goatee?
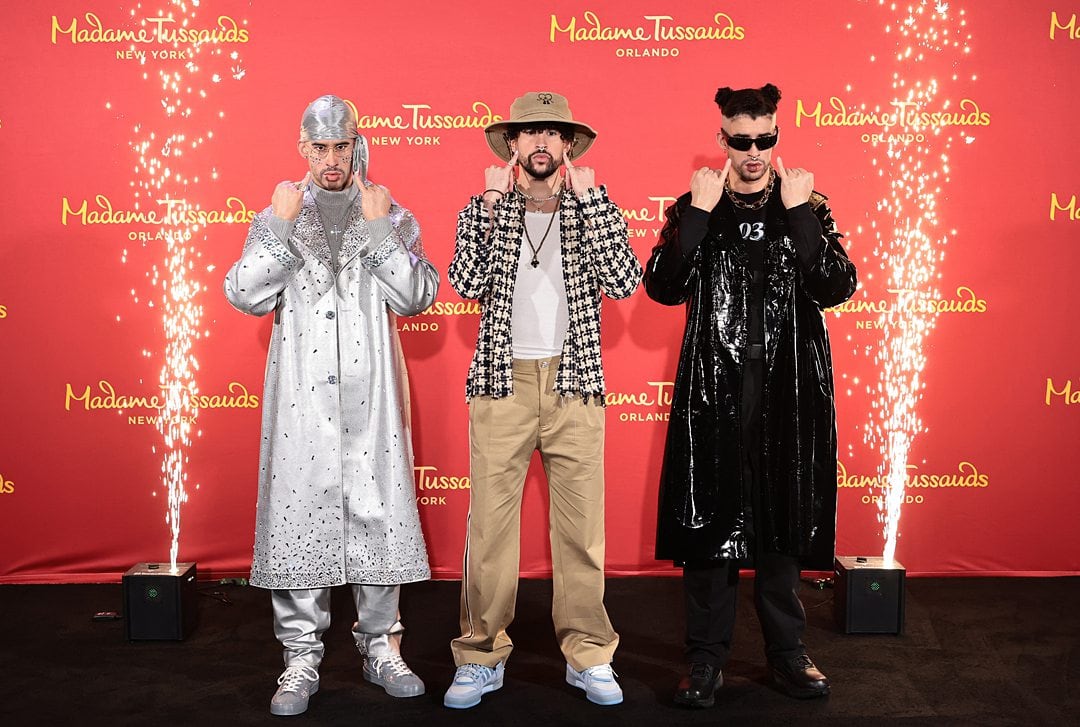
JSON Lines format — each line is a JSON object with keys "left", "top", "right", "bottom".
{"left": 521, "top": 155, "right": 560, "bottom": 180}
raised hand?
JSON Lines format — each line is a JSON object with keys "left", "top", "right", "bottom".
{"left": 271, "top": 172, "right": 311, "bottom": 220}
{"left": 689, "top": 158, "right": 730, "bottom": 212}
{"left": 563, "top": 152, "right": 596, "bottom": 197}
{"left": 775, "top": 156, "right": 814, "bottom": 209}
{"left": 484, "top": 151, "right": 519, "bottom": 197}
{"left": 357, "top": 175, "right": 391, "bottom": 220}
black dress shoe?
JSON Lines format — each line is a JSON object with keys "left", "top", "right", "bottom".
{"left": 674, "top": 662, "right": 723, "bottom": 708}
{"left": 770, "top": 654, "right": 830, "bottom": 698}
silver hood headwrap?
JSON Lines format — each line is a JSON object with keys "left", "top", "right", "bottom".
{"left": 299, "top": 94, "right": 369, "bottom": 182}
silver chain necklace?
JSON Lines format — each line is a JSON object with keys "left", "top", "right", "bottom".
{"left": 519, "top": 182, "right": 563, "bottom": 212}
{"left": 522, "top": 191, "right": 558, "bottom": 210}
{"left": 316, "top": 195, "right": 356, "bottom": 236}
{"left": 324, "top": 203, "right": 354, "bottom": 235}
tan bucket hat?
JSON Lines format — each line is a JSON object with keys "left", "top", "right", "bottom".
{"left": 484, "top": 91, "right": 597, "bottom": 162}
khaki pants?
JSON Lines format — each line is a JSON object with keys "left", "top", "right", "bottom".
{"left": 451, "top": 357, "right": 619, "bottom": 672}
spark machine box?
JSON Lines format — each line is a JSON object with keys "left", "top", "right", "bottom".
{"left": 834, "top": 556, "right": 905, "bottom": 635}
{"left": 123, "top": 562, "right": 198, "bottom": 640}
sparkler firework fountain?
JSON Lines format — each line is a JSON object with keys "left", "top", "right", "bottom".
{"left": 120, "top": 1, "right": 247, "bottom": 570}
{"left": 863, "top": 1, "right": 972, "bottom": 564}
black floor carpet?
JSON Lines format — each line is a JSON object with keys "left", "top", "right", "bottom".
{"left": 1, "top": 577, "right": 1076, "bottom": 726}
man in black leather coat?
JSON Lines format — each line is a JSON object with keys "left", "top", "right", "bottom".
{"left": 645, "top": 83, "right": 857, "bottom": 707}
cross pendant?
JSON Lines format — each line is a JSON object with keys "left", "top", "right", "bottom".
{"left": 530, "top": 259, "right": 540, "bottom": 268}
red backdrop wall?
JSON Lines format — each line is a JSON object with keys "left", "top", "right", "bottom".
{"left": 2, "top": 1, "right": 1078, "bottom": 582}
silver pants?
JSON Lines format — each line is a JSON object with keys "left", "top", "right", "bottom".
{"left": 271, "top": 585, "right": 404, "bottom": 668}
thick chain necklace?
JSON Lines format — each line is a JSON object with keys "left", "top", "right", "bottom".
{"left": 522, "top": 193, "right": 562, "bottom": 268}
{"left": 725, "top": 168, "right": 775, "bottom": 211}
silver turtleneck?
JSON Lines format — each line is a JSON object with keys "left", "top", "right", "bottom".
{"left": 312, "top": 183, "right": 359, "bottom": 271}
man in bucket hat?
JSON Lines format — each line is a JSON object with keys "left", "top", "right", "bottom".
{"left": 444, "top": 91, "right": 641, "bottom": 709}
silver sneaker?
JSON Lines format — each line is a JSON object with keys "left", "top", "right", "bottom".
{"left": 363, "top": 653, "right": 426, "bottom": 698}
{"left": 270, "top": 665, "right": 320, "bottom": 716}
{"left": 443, "top": 662, "right": 504, "bottom": 709}
{"left": 566, "top": 663, "right": 623, "bottom": 705}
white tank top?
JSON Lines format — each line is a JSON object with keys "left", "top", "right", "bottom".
{"left": 511, "top": 211, "right": 569, "bottom": 359}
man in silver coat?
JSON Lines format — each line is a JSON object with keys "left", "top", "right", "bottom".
{"left": 224, "top": 95, "right": 439, "bottom": 716}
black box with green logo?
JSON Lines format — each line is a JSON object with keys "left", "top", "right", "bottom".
{"left": 122, "top": 562, "right": 197, "bottom": 640}
{"left": 834, "top": 556, "right": 905, "bottom": 634}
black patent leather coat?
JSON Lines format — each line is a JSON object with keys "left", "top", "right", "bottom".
{"left": 645, "top": 190, "right": 857, "bottom": 569}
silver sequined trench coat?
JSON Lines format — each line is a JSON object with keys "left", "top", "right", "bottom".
{"left": 224, "top": 193, "right": 438, "bottom": 589}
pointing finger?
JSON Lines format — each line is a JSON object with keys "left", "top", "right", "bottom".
{"left": 563, "top": 152, "right": 575, "bottom": 168}
{"left": 507, "top": 150, "right": 519, "bottom": 168}
{"left": 775, "top": 156, "right": 787, "bottom": 179}
{"left": 297, "top": 172, "right": 311, "bottom": 190}
{"left": 720, "top": 157, "right": 732, "bottom": 181}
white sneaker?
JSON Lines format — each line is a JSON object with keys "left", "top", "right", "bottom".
{"left": 566, "top": 663, "right": 623, "bottom": 705}
{"left": 443, "top": 662, "right": 504, "bottom": 709}
{"left": 364, "top": 653, "right": 425, "bottom": 698}
{"left": 270, "top": 665, "right": 320, "bottom": 716}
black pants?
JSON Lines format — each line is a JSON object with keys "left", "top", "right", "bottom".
{"left": 681, "top": 356, "right": 807, "bottom": 668}
{"left": 682, "top": 553, "right": 807, "bottom": 668}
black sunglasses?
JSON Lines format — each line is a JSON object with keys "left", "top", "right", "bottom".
{"left": 719, "top": 127, "right": 780, "bottom": 152}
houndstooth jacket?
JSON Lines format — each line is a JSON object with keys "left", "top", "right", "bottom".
{"left": 449, "top": 186, "right": 641, "bottom": 402}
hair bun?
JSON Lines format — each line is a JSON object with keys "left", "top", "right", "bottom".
{"left": 714, "top": 87, "right": 734, "bottom": 109}
{"left": 760, "top": 83, "right": 781, "bottom": 105}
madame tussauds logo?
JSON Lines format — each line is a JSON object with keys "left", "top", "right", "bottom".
{"left": 400, "top": 299, "right": 482, "bottom": 331}
{"left": 622, "top": 195, "right": 678, "bottom": 238}
{"left": 51, "top": 13, "right": 249, "bottom": 45}
{"left": 414, "top": 465, "right": 469, "bottom": 506}
{"left": 354, "top": 101, "right": 501, "bottom": 131}
{"left": 399, "top": 299, "right": 482, "bottom": 333}
{"left": 65, "top": 381, "right": 260, "bottom": 414}
{"left": 351, "top": 100, "right": 502, "bottom": 147}
{"left": 549, "top": 10, "right": 745, "bottom": 57}
{"left": 795, "top": 96, "right": 991, "bottom": 138}
{"left": 837, "top": 460, "right": 989, "bottom": 505}
{"left": 60, "top": 196, "right": 256, "bottom": 227}
{"left": 828, "top": 286, "right": 989, "bottom": 328}
{"left": 606, "top": 381, "right": 674, "bottom": 422}
{"left": 550, "top": 11, "right": 745, "bottom": 42}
